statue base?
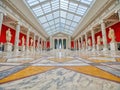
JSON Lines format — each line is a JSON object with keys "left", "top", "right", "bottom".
{"left": 30, "top": 46, "right": 34, "bottom": 52}
{"left": 110, "top": 42, "right": 117, "bottom": 51}
{"left": 97, "top": 45, "right": 101, "bottom": 51}
{"left": 4, "top": 42, "right": 12, "bottom": 52}
{"left": 21, "top": 45, "right": 25, "bottom": 51}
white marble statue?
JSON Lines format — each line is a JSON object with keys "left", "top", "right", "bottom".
{"left": 22, "top": 36, "right": 25, "bottom": 46}
{"left": 30, "top": 38, "right": 33, "bottom": 46}
{"left": 97, "top": 36, "right": 101, "bottom": 45}
{"left": 6, "top": 28, "right": 12, "bottom": 42}
{"left": 88, "top": 38, "right": 91, "bottom": 46}
{"left": 108, "top": 28, "right": 116, "bottom": 43}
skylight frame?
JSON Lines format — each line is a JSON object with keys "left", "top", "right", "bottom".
{"left": 25, "top": 0, "right": 95, "bottom": 36}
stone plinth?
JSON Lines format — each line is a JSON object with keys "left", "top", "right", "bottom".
{"left": 4, "top": 42, "right": 12, "bottom": 52}
{"left": 110, "top": 42, "right": 117, "bottom": 51}
{"left": 97, "top": 45, "right": 101, "bottom": 51}
{"left": 21, "top": 45, "right": 25, "bottom": 51}
{"left": 30, "top": 46, "right": 34, "bottom": 52}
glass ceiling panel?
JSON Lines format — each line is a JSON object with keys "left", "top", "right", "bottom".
{"left": 25, "top": 0, "right": 95, "bottom": 36}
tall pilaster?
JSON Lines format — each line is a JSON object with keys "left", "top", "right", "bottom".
{"left": 0, "top": 12, "right": 4, "bottom": 36}
{"left": 50, "top": 36, "right": 52, "bottom": 50}
{"left": 101, "top": 20, "right": 108, "bottom": 51}
{"left": 26, "top": 29, "right": 30, "bottom": 52}
{"left": 33, "top": 34, "right": 36, "bottom": 52}
{"left": 118, "top": 10, "right": 120, "bottom": 21}
{"left": 91, "top": 29, "right": 96, "bottom": 51}
{"left": 78, "top": 39, "right": 80, "bottom": 50}
{"left": 85, "top": 33, "right": 88, "bottom": 50}
{"left": 81, "top": 36, "right": 83, "bottom": 50}
{"left": 37, "top": 36, "right": 40, "bottom": 51}
{"left": 68, "top": 36, "right": 71, "bottom": 49}
{"left": 14, "top": 22, "right": 20, "bottom": 52}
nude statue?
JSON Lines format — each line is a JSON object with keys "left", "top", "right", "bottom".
{"left": 88, "top": 38, "right": 91, "bottom": 46}
{"left": 22, "top": 36, "right": 25, "bottom": 46}
{"left": 97, "top": 36, "right": 101, "bottom": 45}
{"left": 6, "top": 28, "right": 12, "bottom": 42}
{"left": 30, "top": 38, "right": 33, "bottom": 46}
{"left": 108, "top": 28, "right": 116, "bottom": 43}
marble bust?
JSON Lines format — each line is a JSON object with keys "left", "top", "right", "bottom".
{"left": 108, "top": 28, "right": 116, "bottom": 43}
{"left": 22, "top": 36, "right": 25, "bottom": 46}
{"left": 97, "top": 36, "right": 101, "bottom": 45}
{"left": 6, "top": 28, "right": 12, "bottom": 42}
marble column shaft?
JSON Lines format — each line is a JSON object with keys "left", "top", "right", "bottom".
{"left": 101, "top": 21, "right": 108, "bottom": 50}
{"left": 26, "top": 30, "right": 30, "bottom": 51}
{"left": 33, "top": 35, "right": 36, "bottom": 51}
{"left": 14, "top": 22, "right": 20, "bottom": 52}
{"left": 91, "top": 30, "right": 95, "bottom": 50}
{"left": 85, "top": 34, "right": 88, "bottom": 50}
{"left": 81, "top": 36, "right": 83, "bottom": 49}
{"left": 118, "top": 10, "right": 120, "bottom": 21}
{"left": 0, "top": 12, "right": 4, "bottom": 37}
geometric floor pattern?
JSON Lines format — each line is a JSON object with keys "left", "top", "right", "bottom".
{"left": 0, "top": 50, "right": 120, "bottom": 90}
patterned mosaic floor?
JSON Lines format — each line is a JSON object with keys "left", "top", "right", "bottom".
{"left": 0, "top": 50, "right": 120, "bottom": 90}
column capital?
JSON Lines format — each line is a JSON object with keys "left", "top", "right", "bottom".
{"left": 99, "top": 20, "right": 105, "bottom": 24}
{"left": 15, "top": 21, "right": 21, "bottom": 25}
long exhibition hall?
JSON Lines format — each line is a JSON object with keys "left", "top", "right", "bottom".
{"left": 0, "top": 0, "right": 120, "bottom": 90}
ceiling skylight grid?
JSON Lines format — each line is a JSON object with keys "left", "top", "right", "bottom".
{"left": 25, "top": 0, "right": 94, "bottom": 35}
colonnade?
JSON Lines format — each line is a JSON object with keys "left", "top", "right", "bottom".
{"left": 0, "top": 12, "right": 46, "bottom": 53}
{"left": 74, "top": 10, "right": 120, "bottom": 52}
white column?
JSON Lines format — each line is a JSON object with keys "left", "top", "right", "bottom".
{"left": 101, "top": 20, "right": 108, "bottom": 51}
{"left": 37, "top": 36, "right": 40, "bottom": 51}
{"left": 81, "top": 36, "right": 83, "bottom": 50}
{"left": 0, "top": 12, "right": 4, "bottom": 36}
{"left": 118, "top": 10, "right": 120, "bottom": 21}
{"left": 33, "top": 34, "right": 36, "bottom": 52}
{"left": 50, "top": 36, "right": 52, "bottom": 50}
{"left": 68, "top": 36, "right": 71, "bottom": 49}
{"left": 91, "top": 30, "right": 96, "bottom": 51}
{"left": 57, "top": 39, "right": 59, "bottom": 49}
{"left": 53, "top": 38, "right": 54, "bottom": 49}
{"left": 78, "top": 39, "right": 80, "bottom": 50}
{"left": 85, "top": 33, "right": 88, "bottom": 50}
{"left": 26, "top": 29, "right": 30, "bottom": 52}
{"left": 62, "top": 39, "right": 63, "bottom": 49}
{"left": 14, "top": 22, "right": 20, "bottom": 52}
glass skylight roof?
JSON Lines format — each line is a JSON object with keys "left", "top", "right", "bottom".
{"left": 25, "top": 0, "right": 94, "bottom": 36}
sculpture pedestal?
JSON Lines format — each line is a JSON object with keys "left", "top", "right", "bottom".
{"left": 30, "top": 46, "right": 34, "bottom": 52}
{"left": 4, "top": 42, "right": 12, "bottom": 52}
{"left": 97, "top": 45, "right": 101, "bottom": 51}
{"left": 21, "top": 45, "right": 25, "bottom": 51}
{"left": 110, "top": 42, "right": 117, "bottom": 51}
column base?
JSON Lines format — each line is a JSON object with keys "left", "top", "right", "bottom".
{"left": 21, "top": 45, "right": 25, "bottom": 51}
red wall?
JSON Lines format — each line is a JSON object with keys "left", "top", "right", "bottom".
{"left": 95, "top": 31, "right": 102, "bottom": 45}
{"left": 46, "top": 41, "right": 50, "bottom": 48}
{"left": 0, "top": 24, "right": 16, "bottom": 45}
{"left": 71, "top": 41, "right": 74, "bottom": 48}
{"left": 19, "top": 33, "right": 26, "bottom": 46}
{"left": 0, "top": 24, "right": 27, "bottom": 46}
{"left": 106, "top": 22, "right": 120, "bottom": 43}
